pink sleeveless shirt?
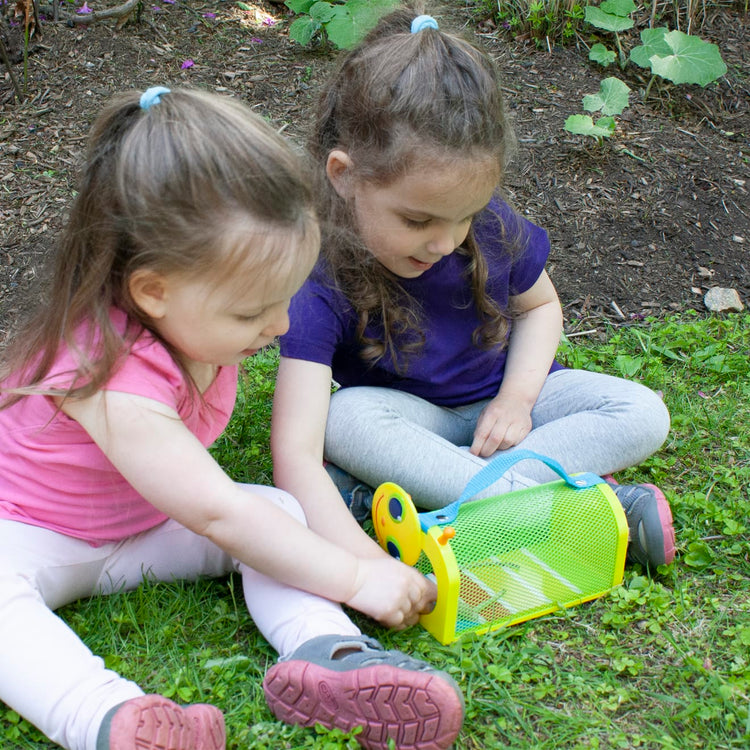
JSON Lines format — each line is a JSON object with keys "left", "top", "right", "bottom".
{"left": 0, "top": 309, "right": 238, "bottom": 545}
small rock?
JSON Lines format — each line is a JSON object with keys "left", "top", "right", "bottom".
{"left": 704, "top": 287, "right": 744, "bottom": 312}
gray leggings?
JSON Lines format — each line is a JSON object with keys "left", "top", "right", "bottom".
{"left": 324, "top": 369, "right": 670, "bottom": 509}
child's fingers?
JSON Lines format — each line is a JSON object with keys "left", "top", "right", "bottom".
{"left": 348, "top": 558, "right": 436, "bottom": 628}
{"left": 419, "top": 596, "right": 437, "bottom": 615}
{"left": 471, "top": 426, "right": 509, "bottom": 457}
{"left": 472, "top": 408, "right": 532, "bottom": 456}
{"left": 495, "top": 422, "right": 531, "bottom": 451}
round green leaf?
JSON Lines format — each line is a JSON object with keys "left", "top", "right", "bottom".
{"left": 630, "top": 27, "right": 670, "bottom": 69}
{"left": 309, "top": 1, "right": 336, "bottom": 23}
{"left": 684, "top": 541, "right": 714, "bottom": 569}
{"left": 600, "top": 0, "right": 636, "bottom": 16}
{"left": 285, "top": 0, "right": 315, "bottom": 13}
{"left": 582, "top": 77, "right": 631, "bottom": 116}
{"left": 585, "top": 6, "right": 634, "bottom": 32}
{"left": 589, "top": 43, "right": 616, "bottom": 67}
{"left": 325, "top": 7, "right": 361, "bottom": 49}
{"left": 649, "top": 31, "right": 728, "bottom": 86}
{"left": 595, "top": 115, "right": 617, "bottom": 132}
{"left": 564, "top": 114, "right": 614, "bottom": 139}
{"left": 324, "top": 0, "right": 399, "bottom": 49}
{"left": 288, "top": 16, "right": 317, "bottom": 46}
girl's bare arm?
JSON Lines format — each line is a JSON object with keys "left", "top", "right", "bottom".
{"left": 271, "top": 356, "right": 389, "bottom": 561}
{"left": 61, "top": 390, "right": 431, "bottom": 628}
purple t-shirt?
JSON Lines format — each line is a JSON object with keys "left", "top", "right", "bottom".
{"left": 280, "top": 198, "right": 560, "bottom": 407}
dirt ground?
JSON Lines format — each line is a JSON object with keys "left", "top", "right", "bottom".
{"left": 1, "top": 1, "right": 748, "bottom": 340}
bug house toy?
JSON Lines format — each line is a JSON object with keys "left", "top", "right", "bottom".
{"left": 372, "top": 450, "right": 628, "bottom": 644}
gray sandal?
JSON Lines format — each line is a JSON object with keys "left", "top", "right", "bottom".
{"left": 263, "top": 634, "right": 464, "bottom": 750}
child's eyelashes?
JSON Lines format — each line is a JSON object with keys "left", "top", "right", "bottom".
{"left": 234, "top": 312, "right": 263, "bottom": 322}
{"left": 401, "top": 214, "right": 477, "bottom": 229}
{"left": 401, "top": 216, "right": 431, "bottom": 229}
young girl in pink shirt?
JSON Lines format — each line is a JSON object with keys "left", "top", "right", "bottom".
{"left": 0, "top": 86, "right": 463, "bottom": 750}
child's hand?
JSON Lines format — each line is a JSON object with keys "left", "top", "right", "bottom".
{"left": 345, "top": 557, "right": 437, "bottom": 630}
{"left": 470, "top": 394, "right": 533, "bottom": 457}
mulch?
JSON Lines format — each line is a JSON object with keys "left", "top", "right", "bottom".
{"left": 1, "top": 1, "right": 748, "bottom": 342}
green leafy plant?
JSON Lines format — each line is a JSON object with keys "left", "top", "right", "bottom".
{"left": 584, "top": 0, "right": 727, "bottom": 91}
{"left": 285, "top": 0, "right": 398, "bottom": 49}
{"left": 585, "top": 0, "right": 635, "bottom": 66}
{"left": 566, "top": 1, "right": 727, "bottom": 142}
{"left": 629, "top": 26, "right": 728, "bottom": 96}
{"left": 581, "top": 74, "right": 631, "bottom": 113}
{"left": 563, "top": 112, "right": 616, "bottom": 140}
{"left": 564, "top": 75, "right": 630, "bottom": 142}
{"left": 527, "top": 1, "right": 556, "bottom": 36}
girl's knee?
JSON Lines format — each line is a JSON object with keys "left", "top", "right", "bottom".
{"left": 328, "top": 387, "right": 382, "bottom": 420}
{"left": 238, "top": 484, "right": 308, "bottom": 526}
{"left": 326, "top": 387, "right": 390, "bottom": 442}
{"left": 633, "top": 382, "right": 670, "bottom": 428}
{"left": 650, "top": 398, "right": 671, "bottom": 450}
{"left": 619, "top": 382, "right": 671, "bottom": 455}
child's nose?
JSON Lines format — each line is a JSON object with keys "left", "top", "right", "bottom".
{"left": 428, "top": 229, "right": 458, "bottom": 257}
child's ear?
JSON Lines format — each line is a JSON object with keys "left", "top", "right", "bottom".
{"left": 326, "top": 149, "right": 355, "bottom": 199}
{"left": 128, "top": 269, "right": 169, "bottom": 320}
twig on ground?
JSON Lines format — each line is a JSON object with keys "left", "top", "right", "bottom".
{"left": 610, "top": 300, "right": 626, "bottom": 320}
{"left": 63, "top": 0, "right": 140, "bottom": 26}
{"left": 565, "top": 329, "right": 600, "bottom": 338}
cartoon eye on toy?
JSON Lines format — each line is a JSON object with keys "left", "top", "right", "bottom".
{"left": 388, "top": 496, "right": 403, "bottom": 521}
{"left": 385, "top": 539, "right": 401, "bottom": 559}
{"left": 371, "top": 482, "right": 422, "bottom": 567}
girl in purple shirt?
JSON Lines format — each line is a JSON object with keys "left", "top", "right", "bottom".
{"left": 0, "top": 86, "right": 463, "bottom": 750}
{"left": 272, "top": 5, "right": 676, "bottom": 592}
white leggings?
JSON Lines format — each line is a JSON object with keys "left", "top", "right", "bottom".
{"left": 324, "top": 369, "right": 671, "bottom": 508}
{"left": 0, "top": 485, "right": 359, "bottom": 750}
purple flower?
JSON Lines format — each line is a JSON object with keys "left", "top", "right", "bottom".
{"left": 163, "top": 0, "right": 175, "bottom": 3}
{"left": 250, "top": 37, "right": 263, "bottom": 44}
{"left": 262, "top": 17, "right": 276, "bottom": 26}
{"left": 203, "top": 12, "right": 216, "bottom": 18}
{"left": 181, "top": 59, "right": 194, "bottom": 69}
{"left": 77, "top": 2, "right": 92, "bottom": 13}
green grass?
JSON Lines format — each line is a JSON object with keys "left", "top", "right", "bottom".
{"left": 2, "top": 312, "right": 748, "bottom": 748}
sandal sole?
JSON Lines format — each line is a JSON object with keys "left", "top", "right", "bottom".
{"left": 640, "top": 483, "right": 676, "bottom": 565}
{"left": 106, "top": 697, "right": 194, "bottom": 750}
{"left": 105, "top": 696, "right": 225, "bottom": 750}
{"left": 263, "top": 660, "right": 463, "bottom": 750}
{"left": 607, "top": 478, "right": 676, "bottom": 566}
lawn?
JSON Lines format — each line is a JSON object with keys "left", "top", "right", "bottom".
{"left": 3, "top": 311, "right": 748, "bottom": 749}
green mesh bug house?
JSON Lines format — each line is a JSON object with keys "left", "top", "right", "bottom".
{"left": 373, "top": 450, "right": 628, "bottom": 644}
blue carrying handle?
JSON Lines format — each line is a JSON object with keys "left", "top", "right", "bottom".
{"left": 418, "top": 449, "right": 603, "bottom": 530}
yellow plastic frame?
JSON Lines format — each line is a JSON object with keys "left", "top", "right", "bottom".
{"left": 374, "top": 480, "right": 629, "bottom": 645}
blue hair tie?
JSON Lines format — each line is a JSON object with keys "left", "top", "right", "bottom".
{"left": 411, "top": 14, "right": 438, "bottom": 33}
{"left": 140, "top": 86, "right": 171, "bottom": 111}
